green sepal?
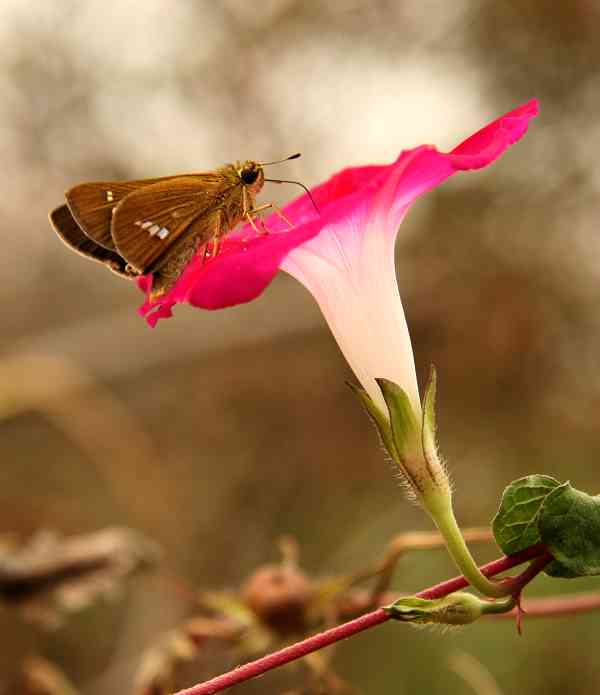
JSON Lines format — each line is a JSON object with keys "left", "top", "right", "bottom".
{"left": 385, "top": 596, "right": 437, "bottom": 622}
{"left": 492, "top": 474, "right": 561, "bottom": 556}
{"left": 346, "top": 381, "right": 400, "bottom": 463}
{"left": 539, "top": 483, "right": 600, "bottom": 577}
{"left": 376, "top": 378, "right": 421, "bottom": 462}
{"left": 421, "top": 365, "right": 438, "bottom": 468}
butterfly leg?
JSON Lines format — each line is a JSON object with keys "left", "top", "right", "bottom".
{"left": 242, "top": 187, "right": 264, "bottom": 234}
{"left": 268, "top": 202, "right": 295, "bottom": 230}
{"left": 245, "top": 212, "right": 264, "bottom": 235}
{"left": 247, "top": 203, "right": 271, "bottom": 235}
{"left": 246, "top": 203, "right": 295, "bottom": 235}
{"left": 201, "top": 210, "right": 223, "bottom": 261}
{"left": 203, "top": 237, "right": 220, "bottom": 259}
{"left": 242, "top": 187, "right": 276, "bottom": 234}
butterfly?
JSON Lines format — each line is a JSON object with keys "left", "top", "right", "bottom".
{"left": 49, "top": 155, "right": 306, "bottom": 298}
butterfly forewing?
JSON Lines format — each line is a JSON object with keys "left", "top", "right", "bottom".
{"left": 111, "top": 175, "right": 234, "bottom": 273}
{"left": 49, "top": 204, "right": 132, "bottom": 278}
{"left": 65, "top": 176, "right": 187, "bottom": 251}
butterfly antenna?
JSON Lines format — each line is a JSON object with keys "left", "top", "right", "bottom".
{"left": 259, "top": 153, "right": 301, "bottom": 166}
{"left": 264, "top": 178, "right": 320, "bottom": 215}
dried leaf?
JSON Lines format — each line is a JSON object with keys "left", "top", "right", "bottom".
{"left": 0, "top": 527, "right": 159, "bottom": 628}
{"left": 21, "top": 657, "right": 80, "bottom": 695}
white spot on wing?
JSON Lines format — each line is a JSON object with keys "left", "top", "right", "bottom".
{"left": 134, "top": 219, "right": 168, "bottom": 237}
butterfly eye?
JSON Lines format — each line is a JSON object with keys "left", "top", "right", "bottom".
{"left": 240, "top": 166, "right": 259, "bottom": 185}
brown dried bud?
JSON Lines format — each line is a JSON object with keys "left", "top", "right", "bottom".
{"left": 241, "top": 564, "right": 314, "bottom": 634}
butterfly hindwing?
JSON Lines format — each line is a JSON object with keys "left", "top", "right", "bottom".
{"left": 49, "top": 204, "right": 132, "bottom": 278}
{"left": 111, "top": 175, "right": 238, "bottom": 273}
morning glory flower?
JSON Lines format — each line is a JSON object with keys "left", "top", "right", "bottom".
{"left": 139, "top": 99, "right": 538, "bottom": 420}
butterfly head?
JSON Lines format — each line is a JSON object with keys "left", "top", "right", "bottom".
{"left": 238, "top": 161, "right": 265, "bottom": 193}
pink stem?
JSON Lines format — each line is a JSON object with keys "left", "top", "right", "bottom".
{"left": 501, "top": 551, "right": 553, "bottom": 596}
{"left": 496, "top": 591, "right": 600, "bottom": 618}
{"left": 175, "top": 544, "right": 546, "bottom": 695}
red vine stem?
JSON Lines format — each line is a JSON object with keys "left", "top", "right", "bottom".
{"left": 175, "top": 544, "right": 547, "bottom": 695}
{"left": 496, "top": 590, "right": 600, "bottom": 618}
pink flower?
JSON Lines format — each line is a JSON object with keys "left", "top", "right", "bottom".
{"left": 139, "top": 100, "right": 538, "bottom": 412}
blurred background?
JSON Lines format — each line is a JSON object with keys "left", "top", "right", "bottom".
{"left": 1, "top": 1, "right": 600, "bottom": 693}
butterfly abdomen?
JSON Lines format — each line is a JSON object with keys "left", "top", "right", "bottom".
{"left": 150, "top": 232, "right": 201, "bottom": 299}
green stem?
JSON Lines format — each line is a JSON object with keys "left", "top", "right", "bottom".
{"left": 428, "top": 498, "right": 510, "bottom": 598}
{"left": 480, "top": 595, "right": 516, "bottom": 614}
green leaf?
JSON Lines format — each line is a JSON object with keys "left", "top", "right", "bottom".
{"left": 492, "top": 474, "right": 560, "bottom": 555}
{"left": 376, "top": 378, "right": 420, "bottom": 462}
{"left": 539, "top": 483, "right": 600, "bottom": 577}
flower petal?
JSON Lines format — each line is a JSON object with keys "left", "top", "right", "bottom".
{"left": 449, "top": 99, "right": 539, "bottom": 167}
{"left": 138, "top": 99, "right": 539, "bottom": 327}
{"left": 187, "top": 222, "right": 322, "bottom": 310}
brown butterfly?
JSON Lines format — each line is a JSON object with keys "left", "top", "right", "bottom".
{"left": 49, "top": 154, "right": 309, "bottom": 298}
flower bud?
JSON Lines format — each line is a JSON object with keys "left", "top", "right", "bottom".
{"left": 241, "top": 564, "right": 314, "bottom": 635}
{"left": 385, "top": 591, "right": 513, "bottom": 626}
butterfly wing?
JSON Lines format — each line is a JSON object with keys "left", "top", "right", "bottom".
{"left": 65, "top": 175, "right": 193, "bottom": 251}
{"left": 111, "top": 174, "right": 240, "bottom": 273}
{"left": 49, "top": 204, "right": 132, "bottom": 278}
